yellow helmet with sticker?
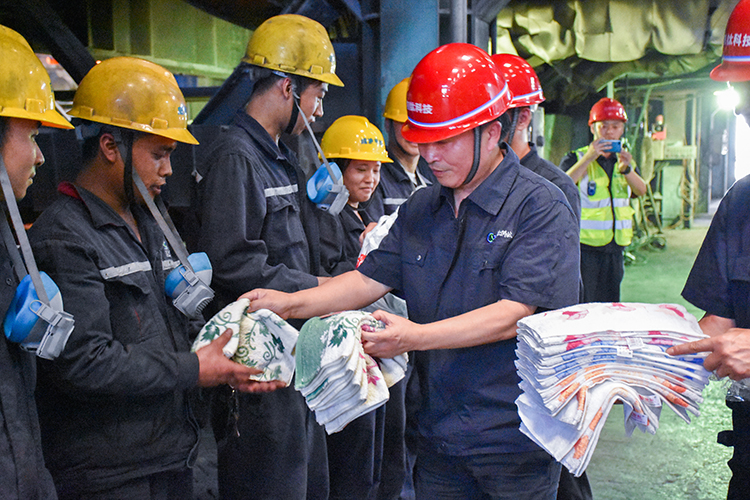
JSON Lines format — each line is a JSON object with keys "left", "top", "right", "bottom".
{"left": 69, "top": 57, "right": 198, "bottom": 144}
{"left": 243, "top": 14, "right": 344, "bottom": 87}
{"left": 321, "top": 115, "right": 392, "bottom": 163}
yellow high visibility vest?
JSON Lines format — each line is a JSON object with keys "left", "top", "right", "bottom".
{"left": 575, "top": 146, "right": 635, "bottom": 247}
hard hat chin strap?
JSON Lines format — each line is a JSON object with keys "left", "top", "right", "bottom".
{"left": 272, "top": 70, "right": 300, "bottom": 135}
{"left": 285, "top": 92, "right": 300, "bottom": 135}
{"left": 461, "top": 127, "right": 482, "bottom": 187}
{"left": 113, "top": 129, "right": 137, "bottom": 207}
{"left": 388, "top": 120, "right": 409, "bottom": 158}
{"left": 503, "top": 108, "right": 520, "bottom": 147}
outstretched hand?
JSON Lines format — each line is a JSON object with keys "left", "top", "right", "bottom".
{"left": 241, "top": 288, "right": 293, "bottom": 319}
{"left": 196, "top": 329, "right": 285, "bottom": 393}
{"left": 360, "top": 310, "right": 418, "bottom": 359}
{"left": 667, "top": 328, "right": 750, "bottom": 381}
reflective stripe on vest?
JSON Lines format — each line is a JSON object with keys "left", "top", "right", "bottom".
{"left": 575, "top": 146, "right": 635, "bottom": 247}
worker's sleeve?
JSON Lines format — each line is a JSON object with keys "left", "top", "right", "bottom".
{"left": 499, "top": 194, "right": 581, "bottom": 310}
{"left": 682, "top": 193, "right": 732, "bottom": 319}
{"left": 197, "top": 151, "right": 319, "bottom": 296}
{"left": 317, "top": 209, "right": 355, "bottom": 276}
{"left": 558, "top": 151, "right": 579, "bottom": 180}
{"left": 31, "top": 238, "right": 200, "bottom": 396}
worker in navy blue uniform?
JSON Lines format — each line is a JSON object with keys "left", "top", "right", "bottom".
{"left": 0, "top": 25, "right": 73, "bottom": 500}
{"left": 368, "top": 78, "right": 436, "bottom": 219}
{"left": 560, "top": 97, "right": 647, "bottom": 303}
{"left": 243, "top": 43, "right": 580, "bottom": 500}
{"left": 192, "top": 15, "right": 343, "bottom": 500}
{"left": 316, "top": 115, "right": 396, "bottom": 499}
{"left": 492, "top": 54, "right": 580, "bottom": 226}
{"left": 668, "top": 3, "right": 750, "bottom": 497}
{"left": 28, "top": 57, "right": 272, "bottom": 500}
{"left": 493, "top": 53, "right": 587, "bottom": 500}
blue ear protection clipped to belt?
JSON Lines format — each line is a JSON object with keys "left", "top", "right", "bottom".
{"left": 4, "top": 272, "right": 74, "bottom": 360}
{"left": 164, "top": 252, "right": 214, "bottom": 318}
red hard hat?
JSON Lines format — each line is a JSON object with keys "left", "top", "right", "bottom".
{"left": 711, "top": 0, "right": 750, "bottom": 82}
{"left": 402, "top": 43, "right": 512, "bottom": 144}
{"left": 491, "top": 53, "right": 544, "bottom": 108}
{"left": 588, "top": 97, "right": 627, "bottom": 126}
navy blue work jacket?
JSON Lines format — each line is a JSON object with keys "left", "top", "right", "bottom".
{"left": 195, "top": 112, "right": 323, "bottom": 311}
{"left": 358, "top": 147, "right": 580, "bottom": 455}
{"left": 683, "top": 175, "right": 750, "bottom": 328}
{"left": 521, "top": 143, "right": 581, "bottom": 225}
{"left": 28, "top": 184, "right": 200, "bottom": 492}
{"left": 368, "top": 156, "right": 435, "bottom": 218}
{"left": 0, "top": 240, "right": 57, "bottom": 500}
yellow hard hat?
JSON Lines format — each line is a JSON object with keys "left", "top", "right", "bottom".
{"left": 383, "top": 77, "right": 410, "bottom": 123}
{"left": 0, "top": 25, "right": 72, "bottom": 129}
{"left": 321, "top": 115, "right": 392, "bottom": 163}
{"left": 243, "top": 14, "right": 344, "bottom": 87}
{"left": 69, "top": 57, "right": 198, "bottom": 144}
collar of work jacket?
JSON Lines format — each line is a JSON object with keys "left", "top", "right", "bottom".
{"left": 232, "top": 110, "right": 294, "bottom": 164}
{"left": 431, "top": 144, "right": 521, "bottom": 217}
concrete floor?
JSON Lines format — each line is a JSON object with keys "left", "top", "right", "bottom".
{"left": 587, "top": 224, "right": 734, "bottom": 500}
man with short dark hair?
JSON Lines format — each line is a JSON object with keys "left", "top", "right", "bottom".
{"left": 192, "top": 14, "right": 344, "bottom": 499}
{"left": 244, "top": 43, "right": 580, "bottom": 500}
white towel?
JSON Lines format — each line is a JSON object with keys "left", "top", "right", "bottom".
{"left": 192, "top": 299, "right": 298, "bottom": 385}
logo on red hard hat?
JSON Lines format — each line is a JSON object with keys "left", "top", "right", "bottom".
{"left": 711, "top": 0, "right": 750, "bottom": 82}
{"left": 588, "top": 97, "right": 627, "bottom": 126}
{"left": 402, "top": 43, "right": 512, "bottom": 144}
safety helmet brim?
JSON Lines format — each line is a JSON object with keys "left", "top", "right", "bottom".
{"left": 710, "top": 60, "right": 750, "bottom": 82}
{"left": 0, "top": 107, "right": 73, "bottom": 130}
{"left": 401, "top": 119, "right": 482, "bottom": 144}
{"left": 324, "top": 151, "right": 393, "bottom": 163}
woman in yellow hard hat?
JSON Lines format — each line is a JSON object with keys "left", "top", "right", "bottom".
{"left": 318, "top": 115, "right": 392, "bottom": 274}
{"left": 316, "top": 115, "right": 397, "bottom": 500}
{"left": 0, "top": 24, "right": 72, "bottom": 500}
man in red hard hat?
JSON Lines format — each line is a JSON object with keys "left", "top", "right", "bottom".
{"left": 242, "top": 43, "right": 581, "bottom": 499}
{"left": 493, "top": 53, "right": 580, "bottom": 225}
{"left": 669, "top": 1, "right": 750, "bottom": 497}
{"left": 561, "top": 97, "right": 647, "bottom": 303}
{"left": 493, "top": 53, "right": 590, "bottom": 500}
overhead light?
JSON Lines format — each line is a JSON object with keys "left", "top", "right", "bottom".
{"left": 715, "top": 86, "right": 740, "bottom": 110}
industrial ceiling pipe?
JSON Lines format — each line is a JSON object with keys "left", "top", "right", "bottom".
{"left": 451, "top": 0, "right": 467, "bottom": 43}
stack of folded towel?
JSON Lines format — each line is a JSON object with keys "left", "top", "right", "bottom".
{"left": 191, "top": 298, "right": 298, "bottom": 385}
{"left": 295, "top": 311, "right": 408, "bottom": 434}
{"left": 514, "top": 302, "right": 711, "bottom": 476}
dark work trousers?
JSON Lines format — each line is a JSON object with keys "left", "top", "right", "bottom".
{"left": 327, "top": 405, "right": 386, "bottom": 499}
{"left": 401, "top": 359, "right": 420, "bottom": 500}
{"left": 580, "top": 247, "right": 624, "bottom": 303}
{"left": 57, "top": 467, "right": 193, "bottom": 500}
{"left": 379, "top": 377, "right": 408, "bottom": 500}
{"left": 556, "top": 469, "right": 592, "bottom": 500}
{"left": 214, "top": 385, "right": 329, "bottom": 500}
{"left": 724, "top": 400, "right": 750, "bottom": 500}
{"left": 413, "top": 447, "right": 561, "bottom": 500}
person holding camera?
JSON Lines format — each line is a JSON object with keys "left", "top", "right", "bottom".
{"left": 560, "top": 97, "right": 646, "bottom": 303}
